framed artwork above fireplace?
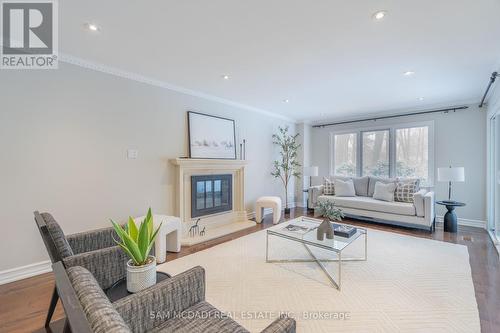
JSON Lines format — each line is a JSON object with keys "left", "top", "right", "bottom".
{"left": 188, "top": 111, "right": 237, "bottom": 159}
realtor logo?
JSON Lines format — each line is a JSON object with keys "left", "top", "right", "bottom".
{"left": 1, "top": 0, "right": 58, "bottom": 69}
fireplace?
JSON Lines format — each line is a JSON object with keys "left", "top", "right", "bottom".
{"left": 191, "top": 174, "right": 232, "bottom": 218}
{"left": 170, "top": 158, "right": 255, "bottom": 246}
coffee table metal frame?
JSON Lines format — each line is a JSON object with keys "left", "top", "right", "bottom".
{"left": 266, "top": 217, "right": 367, "bottom": 290}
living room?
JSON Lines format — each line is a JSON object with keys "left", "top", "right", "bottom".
{"left": 0, "top": 1, "right": 499, "bottom": 333}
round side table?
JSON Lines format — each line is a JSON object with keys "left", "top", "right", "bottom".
{"left": 436, "top": 201, "right": 466, "bottom": 233}
{"left": 105, "top": 271, "right": 170, "bottom": 302}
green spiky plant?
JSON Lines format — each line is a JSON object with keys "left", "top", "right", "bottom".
{"left": 271, "top": 126, "right": 301, "bottom": 212}
{"left": 111, "top": 208, "right": 162, "bottom": 266}
{"left": 317, "top": 200, "right": 344, "bottom": 222}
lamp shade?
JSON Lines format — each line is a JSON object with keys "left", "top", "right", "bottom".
{"left": 437, "top": 167, "right": 465, "bottom": 182}
{"left": 304, "top": 166, "right": 319, "bottom": 177}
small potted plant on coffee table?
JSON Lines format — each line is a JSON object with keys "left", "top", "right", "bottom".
{"left": 111, "top": 208, "right": 162, "bottom": 293}
{"left": 316, "top": 200, "right": 344, "bottom": 241}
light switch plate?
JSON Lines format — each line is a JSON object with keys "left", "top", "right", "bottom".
{"left": 127, "top": 149, "right": 138, "bottom": 159}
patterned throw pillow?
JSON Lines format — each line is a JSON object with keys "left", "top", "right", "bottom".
{"left": 394, "top": 179, "right": 420, "bottom": 203}
{"left": 323, "top": 177, "right": 335, "bottom": 195}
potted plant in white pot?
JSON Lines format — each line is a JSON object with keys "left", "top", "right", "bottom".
{"left": 316, "top": 200, "right": 344, "bottom": 241}
{"left": 271, "top": 126, "right": 301, "bottom": 214}
{"left": 111, "top": 208, "right": 162, "bottom": 293}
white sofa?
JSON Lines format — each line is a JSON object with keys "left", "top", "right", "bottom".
{"left": 309, "top": 176, "right": 435, "bottom": 231}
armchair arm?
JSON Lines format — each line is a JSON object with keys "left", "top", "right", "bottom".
{"left": 62, "top": 245, "right": 128, "bottom": 290}
{"left": 413, "top": 189, "right": 427, "bottom": 217}
{"left": 261, "top": 315, "right": 296, "bottom": 333}
{"left": 424, "top": 191, "right": 435, "bottom": 225}
{"left": 67, "top": 226, "right": 118, "bottom": 254}
{"left": 308, "top": 185, "right": 324, "bottom": 208}
{"left": 113, "top": 266, "right": 205, "bottom": 333}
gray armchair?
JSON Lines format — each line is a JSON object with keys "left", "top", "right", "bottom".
{"left": 34, "top": 211, "right": 129, "bottom": 327}
{"left": 56, "top": 263, "right": 296, "bottom": 333}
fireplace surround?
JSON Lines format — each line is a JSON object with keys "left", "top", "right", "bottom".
{"left": 170, "top": 158, "right": 256, "bottom": 246}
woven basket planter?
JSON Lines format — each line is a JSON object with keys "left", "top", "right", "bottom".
{"left": 126, "top": 255, "right": 157, "bottom": 293}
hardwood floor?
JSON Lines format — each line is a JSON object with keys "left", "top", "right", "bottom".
{"left": 1, "top": 208, "right": 498, "bottom": 333}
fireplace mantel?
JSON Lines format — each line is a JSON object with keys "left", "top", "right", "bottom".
{"left": 170, "top": 158, "right": 248, "bottom": 168}
{"left": 169, "top": 158, "right": 256, "bottom": 245}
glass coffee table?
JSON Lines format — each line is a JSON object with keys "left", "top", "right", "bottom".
{"left": 266, "top": 216, "right": 367, "bottom": 290}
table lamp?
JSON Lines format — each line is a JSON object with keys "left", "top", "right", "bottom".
{"left": 437, "top": 166, "right": 465, "bottom": 202}
{"left": 304, "top": 166, "right": 319, "bottom": 188}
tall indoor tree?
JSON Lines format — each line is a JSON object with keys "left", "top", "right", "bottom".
{"left": 271, "top": 126, "right": 301, "bottom": 214}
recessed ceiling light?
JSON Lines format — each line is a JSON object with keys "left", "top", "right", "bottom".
{"left": 372, "top": 10, "right": 387, "bottom": 21}
{"left": 222, "top": 74, "right": 230, "bottom": 80}
{"left": 403, "top": 71, "right": 415, "bottom": 76}
{"left": 85, "top": 23, "right": 100, "bottom": 32}
{"left": 283, "top": 99, "right": 290, "bottom": 103}
{"left": 418, "top": 97, "right": 425, "bottom": 101}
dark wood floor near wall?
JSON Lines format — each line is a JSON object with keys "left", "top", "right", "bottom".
{"left": 1, "top": 208, "right": 498, "bottom": 333}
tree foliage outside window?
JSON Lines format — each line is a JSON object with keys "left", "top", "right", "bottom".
{"left": 362, "top": 130, "right": 389, "bottom": 177}
{"left": 332, "top": 125, "right": 430, "bottom": 184}
{"left": 334, "top": 133, "right": 357, "bottom": 177}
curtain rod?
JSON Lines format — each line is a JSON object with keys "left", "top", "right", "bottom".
{"left": 312, "top": 106, "right": 469, "bottom": 128}
{"left": 479, "top": 71, "right": 498, "bottom": 108}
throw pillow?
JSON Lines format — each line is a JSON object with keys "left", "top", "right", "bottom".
{"left": 334, "top": 179, "right": 356, "bottom": 197}
{"left": 373, "top": 181, "right": 397, "bottom": 202}
{"left": 368, "top": 176, "right": 397, "bottom": 197}
{"left": 323, "top": 177, "right": 335, "bottom": 195}
{"left": 352, "top": 176, "right": 369, "bottom": 196}
{"left": 394, "top": 179, "right": 420, "bottom": 203}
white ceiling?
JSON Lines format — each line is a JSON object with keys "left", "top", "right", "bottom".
{"left": 60, "top": 0, "right": 500, "bottom": 122}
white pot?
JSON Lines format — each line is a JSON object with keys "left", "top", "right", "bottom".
{"left": 126, "top": 255, "right": 157, "bottom": 293}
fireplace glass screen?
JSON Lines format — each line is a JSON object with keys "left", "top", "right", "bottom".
{"left": 191, "top": 174, "right": 232, "bottom": 218}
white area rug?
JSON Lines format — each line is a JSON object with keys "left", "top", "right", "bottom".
{"left": 158, "top": 224, "right": 480, "bottom": 332}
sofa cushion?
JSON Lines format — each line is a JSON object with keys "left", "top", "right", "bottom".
{"left": 373, "top": 181, "right": 397, "bottom": 202}
{"left": 394, "top": 179, "right": 420, "bottom": 203}
{"left": 320, "top": 195, "right": 416, "bottom": 216}
{"left": 368, "top": 177, "right": 397, "bottom": 197}
{"left": 323, "top": 177, "right": 335, "bottom": 195}
{"left": 352, "top": 176, "right": 369, "bottom": 196}
{"left": 334, "top": 179, "right": 356, "bottom": 197}
{"left": 328, "top": 176, "right": 369, "bottom": 196}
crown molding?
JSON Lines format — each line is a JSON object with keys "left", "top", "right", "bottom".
{"left": 58, "top": 53, "right": 296, "bottom": 123}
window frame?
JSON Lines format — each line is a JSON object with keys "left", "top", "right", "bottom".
{"left": 329, "top": 120, "right": 435, "bottom": 186}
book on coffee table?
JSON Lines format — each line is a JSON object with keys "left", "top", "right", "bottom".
{"left": 331, "top": 223, "right": 357, "bottom": 238}
{"left": 284, "top": 224, "right": 315, "bottom": 234}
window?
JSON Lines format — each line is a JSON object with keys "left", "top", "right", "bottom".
{"left": 330, "top": 122, "right": 434, "bottom": 185}
{"left": 333, "top": 133, "right": 357, "bottom": 176}
{"left": 395, "top": 127, "right": 429, "bottom": 180}
{"left": 362, "top": 130, "right": 389, "bottom": 177}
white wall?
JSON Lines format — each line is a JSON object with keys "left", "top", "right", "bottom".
{"left": 0, "top": 63, "right": 295, "bottom": 272}
{"left": 310, "top": 106, "right": 487, "bottom": 222}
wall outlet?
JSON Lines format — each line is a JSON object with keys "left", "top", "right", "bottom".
{"left": 127, "top": 149, "right": 138, "bottom": 159}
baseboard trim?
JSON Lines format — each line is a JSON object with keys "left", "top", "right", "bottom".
{"left": 0, "top": 260, "right": 52, "bottom": 285}
{"left": 435, "top": 216, "right": 486, "bottom": 229}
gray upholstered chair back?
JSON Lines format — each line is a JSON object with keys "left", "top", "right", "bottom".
{"left": 67, "top": 266, "right": 131, "bottom": 333}
{"left": 41, "top": 212, "right": 74, "bottom": 258}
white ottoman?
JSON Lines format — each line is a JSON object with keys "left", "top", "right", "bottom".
{"left": 255, "top": 196, "right": 282, "bottom": 224}
{"left": 134, "top": 214, "right": 181, "bottom": 264}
